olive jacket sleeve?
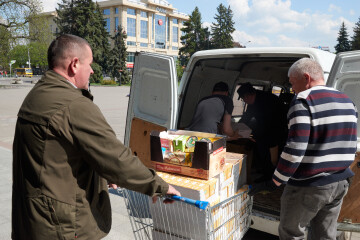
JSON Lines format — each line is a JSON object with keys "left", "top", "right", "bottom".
{"left": 69, "top": 97, "right": 169, "bottom": 197}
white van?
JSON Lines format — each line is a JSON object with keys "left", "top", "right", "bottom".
{"left": 124, "top": 47, "right": 360, "bottom": 237}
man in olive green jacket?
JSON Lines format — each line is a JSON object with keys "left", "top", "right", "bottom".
{"left": 12, "top": 34, "right": 180, "bottom": 240}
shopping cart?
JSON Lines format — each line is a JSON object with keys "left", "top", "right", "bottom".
{"left": 119, "top": 187, "right": 253, "bottom": 240}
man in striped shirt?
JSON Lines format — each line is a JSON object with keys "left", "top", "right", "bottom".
{"left": 250, "top": 58, "right": 358, "bottom": 239}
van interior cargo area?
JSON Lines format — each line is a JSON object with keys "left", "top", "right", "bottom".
{"left": 177, "top": 56, "right": 307, "bottom": 219}
{"left": 178, "top": 56, "right": 304, "bottom": 129}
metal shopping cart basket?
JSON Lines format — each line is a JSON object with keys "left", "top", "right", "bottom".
{"left": 118, "top": 187, "right": 253, "bottom": 240}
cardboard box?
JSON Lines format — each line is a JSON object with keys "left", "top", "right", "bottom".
{"left": 231, "top": 122, "right": 252, "bottom": 138}
{"left": 157, "top": 171, "right": 219, "bottom": 200}
{"left": 215, "top": 153, "right": 246, "bottom": 199}
{"left": 151, "top": 130, "right": 227, "bottom": 179}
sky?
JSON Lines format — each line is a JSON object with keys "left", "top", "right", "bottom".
{"left": 41, "top": 0, "right": 360, "bottom": 52}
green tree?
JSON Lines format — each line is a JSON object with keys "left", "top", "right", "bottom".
{"left": 0, "top": 26, "right": 11, "bottom": 70}
{"left": 9, "top": 42, "right": 50, "bottom": 70}
{"left": 55, "top": 0, "right": 110, "bottom": 83}
{"left": 179, "top": 7, "right": 209, "bottom": 66}
{"left": 108, "top": 26, "right": 130, "bottom": 84}
{"left": 351, "top": 17, "right": 360, "bottom": 50}
{"left": 334, "top": 22, "right": 351, "bottom": 53}
{"left": 8, "top": 44, "right": 28, "bottom": 68}
{"left": 0, "top": 0, "right": 44, "bottom": 71}
{"left": 176, "top": 58, "right": 184, "bottom": 82}
{"left": 211, "top": 4, "right": 235, "bottom": 49}
{"left": 28, "top": 42, "right": 48, "bottom": 68}
{"left": 0, "top": 0, "right": 43, "bottom": 41}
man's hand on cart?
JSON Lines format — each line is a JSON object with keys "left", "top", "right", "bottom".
{"left": 152, "top": 184, "right": 181, "bottom": 204}
{"left": 248, "top": 179, "right": 279, "bottom": 196}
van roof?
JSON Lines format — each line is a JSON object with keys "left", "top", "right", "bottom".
{"left": 191, "top": 47, "right": 335, "bottom": 73}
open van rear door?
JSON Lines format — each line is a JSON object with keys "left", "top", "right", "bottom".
{"left": 327, "top": 50, "right": 360, "bottom": 226}
{"left": 124, "top": 52, "right": 177, "bottom": 167}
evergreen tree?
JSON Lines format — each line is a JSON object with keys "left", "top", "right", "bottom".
{"left": 334, "top": 22, "right": 351, "bottom": 53}
{"left": 211, "top": 4, "right": 235, "bottom": 49}
{"left": 108, "top": 25, "right": 130, "bottom": 84}
{"left": 55, "top": 0, "right": 110, "bottom": 83}
{"left": 179, "top": 7, "right": 209, "bottom": 66}
{"left": 351, "top": 17, "right": 360, "bottom": 50}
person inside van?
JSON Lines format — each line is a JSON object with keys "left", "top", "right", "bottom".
{"left": 237, "top": 82, "right": 287, "bottom": 182}
{"left": 187, "top": 81, "right": 240, "bottom": 140}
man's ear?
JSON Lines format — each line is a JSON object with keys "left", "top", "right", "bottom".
{"left": 304, "top": 73, "right": 311, "bottom": 87}
{"left": 69, "top": 57, "right": 80, "bottom": 75}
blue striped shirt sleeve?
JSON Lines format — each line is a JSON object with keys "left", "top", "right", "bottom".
{"left": 273, "top": 99, "right": 311, "bottom": 184}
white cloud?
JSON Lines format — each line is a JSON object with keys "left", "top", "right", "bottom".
{"left": 349, "top": 10, "right": 355, "bottom": 16}
{"left": 276, "top": 35, "right": 308, "bottom": 47}
{"left": 226, "top": 0, "right": 357, "bottom": 51}
{"left": 328, "top": 4, "right": 341, "bottom": 13}
{"left": 202, "top": 21, "right": 212, "bottom": 30}
{"left": 228, "top": 0, "right": 250, "bottom": 17}
{"left": 232, "top": 30, "right": 271, "bottom": 46}
{"left": 41, "top": 0, "right": 59, "bottom": 12}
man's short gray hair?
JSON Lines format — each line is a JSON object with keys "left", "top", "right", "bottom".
{"left": 288, "top": 58, "right": 324, "bottom": 81}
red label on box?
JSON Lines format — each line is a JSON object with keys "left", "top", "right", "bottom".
{"left": 213, "top": 147, "right": 224, "bottom": 155}
{"left": 156, "top": 163, "right": 182, "bottom": 173}
{"left": 160, "top": 138, "right": 170, "bottom": 148}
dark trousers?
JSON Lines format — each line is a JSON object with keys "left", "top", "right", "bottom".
{"left": 279, "top": 180, "right": 349, "bottom": 240}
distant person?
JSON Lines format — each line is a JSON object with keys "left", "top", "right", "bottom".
{"left": 188, "top": 81, "right": 240, "bottom": 140}
{"left": 250, "top": 58, "right": 357, "bottom": 240}
{"left": 12, "top": 34, "right": 180, "bottom": 240}
{"left": 237, "top": 82, "right": 287, "bottom": 181}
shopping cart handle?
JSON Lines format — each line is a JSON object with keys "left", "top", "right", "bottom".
{"left": 169, "top": 195, "right": 209, "bottom": 210}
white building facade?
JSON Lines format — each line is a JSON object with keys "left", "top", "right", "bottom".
{"left": 45, "top": 0, "right": 188, "bottom": 69}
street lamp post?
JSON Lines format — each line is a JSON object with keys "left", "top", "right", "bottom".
{"left": 27, "top": 48, "right": 31, "bottom": 68}
{"left": 9, "top": 60, "right": 16, "bottom": 78}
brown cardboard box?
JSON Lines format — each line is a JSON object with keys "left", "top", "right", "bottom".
{"left": 151, "top": 130, "right": 227, "bottom": 179}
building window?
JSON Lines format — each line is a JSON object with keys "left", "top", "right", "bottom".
{"left": 103, "top": 9, "right": 110, "bottom": 15}
{"left": 127, "top": 8, "right": 136, "bottom": 16}
{"left": 127, "top": 52, "right": 135, "bottom": 62}
{"left": 141, "top": 11, "right": 147, "bottom": 18}
{"left": 173, "top": 18, "right": 178, "bottom": 24}
{"left": 140, "top": 20, "right": 148, "bottom": 39}
{"left": 127, "top": 41, "right": 136, "bottom": 46}
{"left": 115, "top": 7, "right": 119, "bottom": 14}
{"left": 172, "top": 46, "right": 178, "bottom": 50}
{"left": 155, "top": 14, "right": 166, "bottom": 49}
{"left": 127, "top": 18, "right": 136, "bottom": 37}
{"left": 114, "top": 17, "right": 119, "bottom": 32}
{"left": 173, "top": 26, "right": 178, "bottom": 42}
{"left": 140, "top": 43, "right": 148, "bottom": 47}
{"left": 105, "top": 18, "right": 110, "bottom": 32}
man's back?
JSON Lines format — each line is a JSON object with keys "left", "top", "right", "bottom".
{"left": 274, "top": 85, "right": 358, "bottom": 186}
{"left": 188, "top": 94, "right": 233, "bottom": 134}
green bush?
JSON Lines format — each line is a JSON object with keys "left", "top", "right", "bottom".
{"left": 100, "top": 79, "right": 117, "bottom": 85}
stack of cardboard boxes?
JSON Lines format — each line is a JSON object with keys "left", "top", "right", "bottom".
{"left": 149, "top": 130, "right": 252, "bottom": 240}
